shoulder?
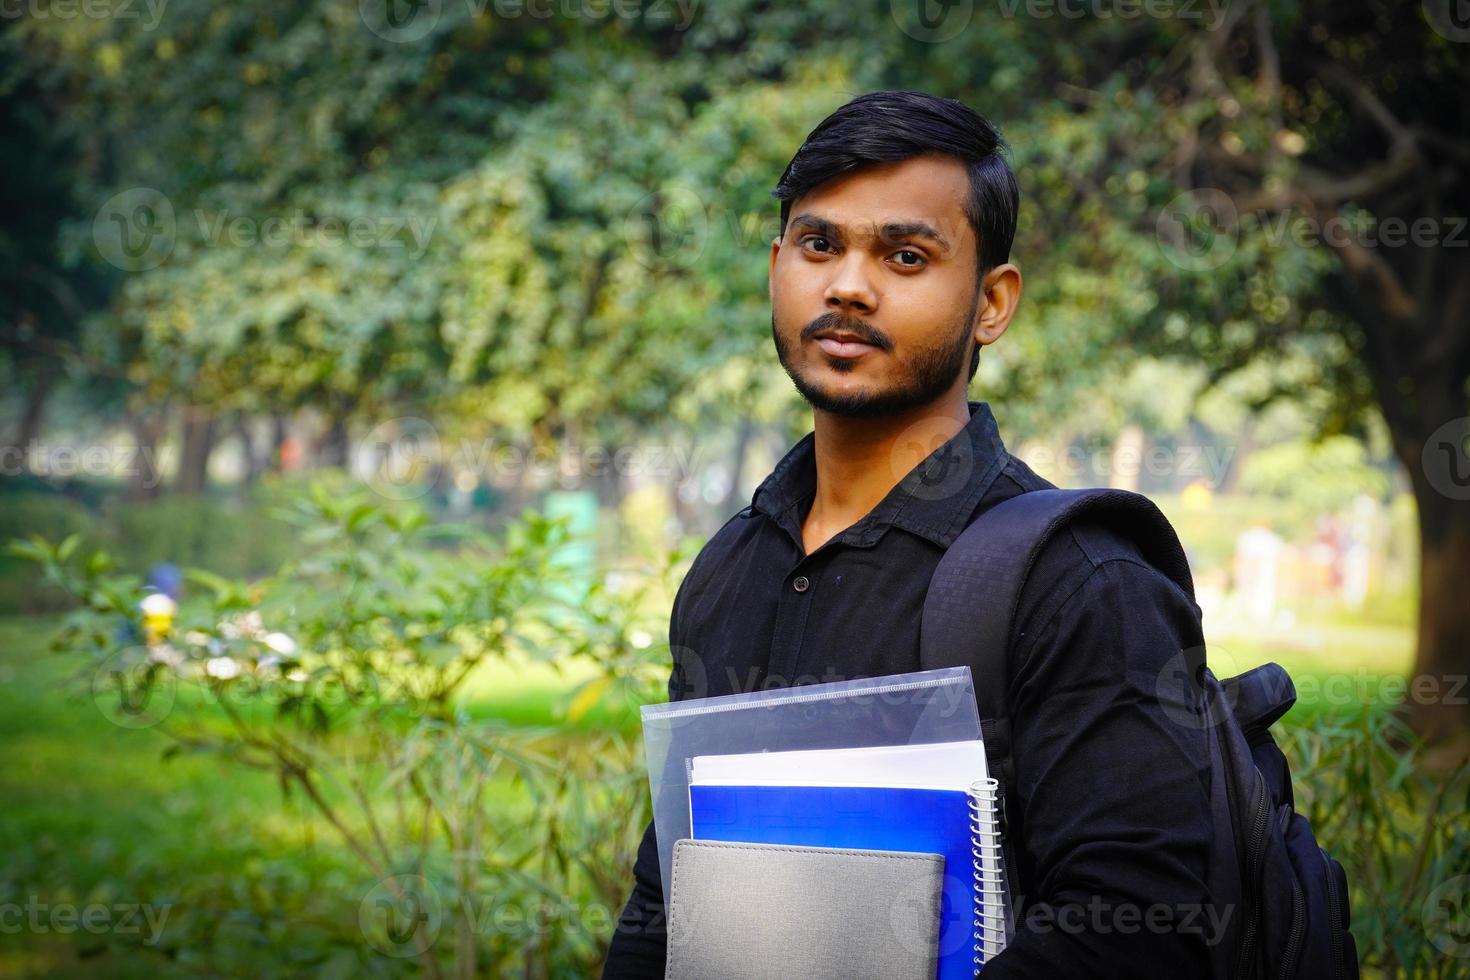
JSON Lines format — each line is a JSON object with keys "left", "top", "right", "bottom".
{"left": 1012, "top": 512, "right": 1202, "bottom": 666}
{"left": 671, "top": 505, "right": 767, "bottom": 612}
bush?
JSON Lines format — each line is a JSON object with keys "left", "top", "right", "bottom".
{"left": 1285, "top": 711, "right": 1470, "bottom": 977}
{"left": 10, "top": 481, "right": 670, "bottom": 976}
{"left": 0, "top": 491, "right": 97, "bottom": 613}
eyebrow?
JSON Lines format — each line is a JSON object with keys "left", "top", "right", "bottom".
{"left": 788, "top": 212, "right": 953, "bottom": 254}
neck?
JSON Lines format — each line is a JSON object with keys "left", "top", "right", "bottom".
{"left": 802, "top": 384, "right": 972, "bottom": 552}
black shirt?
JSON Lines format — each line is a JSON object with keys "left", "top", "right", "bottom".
{"left": 602, "top": 401, "right": 1216, "bottom": 979}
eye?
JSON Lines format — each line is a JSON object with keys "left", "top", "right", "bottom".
{"left": 800, "top": 235, "right": 835, "bottom": 254}
{"left": 892, "top": 249, "right": 926, "bottom": 268}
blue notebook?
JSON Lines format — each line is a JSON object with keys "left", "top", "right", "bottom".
{"left": 690, "top": 782, "right": 997, "bottom": 980}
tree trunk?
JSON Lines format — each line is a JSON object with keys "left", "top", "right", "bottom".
{"left": 175, "top": 405, "right": 217, "bottom": 495}
{"left": 14, "top": 365, "right": 55, "bottom": 454}
{"left": 1320, "top": 198, "right": 1470, "bottom": 748}
{"left": 235, "top": 416, "right": 261, "bottom": 488}
{"left": 318, "top": 414, "right": 349, "bottom": 469}
{"left": 1398, "top": 423, "right": 1470, "bottom": 750}
{"left": 1215, "top": 416, "right": 1253, "bottom": 495}
{"left": 720, "top": 417, "right": 755, "bottom": 516}
{"left": 267, "top": 413, "right": 289, "bottom": 472}
{"left": 127, "top": 410, "right": 166, "bottom": 501}
{"left": 1109, "top": 422, "right": 1145, "bottom": 493}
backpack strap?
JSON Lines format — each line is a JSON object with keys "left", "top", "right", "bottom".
{"left": 920, "top": 487, "right": 1194, "bottom": 707}
{"left": 919, "top": 488, "right": 1196, "bottom": 782}
{"left": 920, "top": 487, "right": 1198, "bottom": 915}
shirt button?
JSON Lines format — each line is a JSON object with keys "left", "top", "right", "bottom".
{"left": 792, "top": 575, "right": 810, "bottom": 593}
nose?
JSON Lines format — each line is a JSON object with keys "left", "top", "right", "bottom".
{"left": 823, "top": 255, "right": 877, "bottom": 315}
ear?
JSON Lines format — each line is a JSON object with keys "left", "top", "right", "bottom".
{"left": 972, "top": 263, "right": 1023, "bottom": 347}
{"left": 768, "top": 235, "right": 782, "bottom": 305}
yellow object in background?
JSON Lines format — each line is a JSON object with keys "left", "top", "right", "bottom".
{"left": 140, "top": 591, "right": 177, "bottom": 645}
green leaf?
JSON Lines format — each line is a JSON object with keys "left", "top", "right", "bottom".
{"left": 56, "top": 533, "right": 81, "bottom": 562}
{"left": 565, "top": 676, "right": 611, "bottom": 723}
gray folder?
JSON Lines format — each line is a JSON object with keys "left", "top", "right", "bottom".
{"left": 664, "top": 838, "right": 945, "bottom": 980}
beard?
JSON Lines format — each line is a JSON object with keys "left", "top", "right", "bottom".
{"left": 771, "top": 282, "right": 981, "bottom": 420}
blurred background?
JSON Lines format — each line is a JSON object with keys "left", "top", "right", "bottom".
{"left": 1, "top": 0, "right": 1467, "bottom": 976}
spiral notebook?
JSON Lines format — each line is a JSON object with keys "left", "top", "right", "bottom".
{"left": 687, "top": 740, "right": 1009, "bottom": 977}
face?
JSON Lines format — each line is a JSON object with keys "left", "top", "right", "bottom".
{"left": 769, "top": 154, "right": 1017, "bottom": 419}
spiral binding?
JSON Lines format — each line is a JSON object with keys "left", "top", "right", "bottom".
{"left": 968, "top": 777, "right": 1008, "bottom": 971}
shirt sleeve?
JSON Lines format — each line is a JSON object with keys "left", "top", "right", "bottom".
{"left": 980, "top": 541, "right": 1218, "bottom": 979}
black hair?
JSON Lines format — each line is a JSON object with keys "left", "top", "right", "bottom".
{"left": 771, "top": 91, "right": 1019, "bottom": 381}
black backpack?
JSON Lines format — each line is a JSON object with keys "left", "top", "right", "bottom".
{"left": 919, "top": 487, "right": 1358, "bottom": 979}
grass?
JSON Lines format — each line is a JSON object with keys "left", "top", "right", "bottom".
{"left": 0, "top": 599, "right": 1420, "bottom": 976}
{"left": 0, "top": 614, "right": 630, "bottom": 978}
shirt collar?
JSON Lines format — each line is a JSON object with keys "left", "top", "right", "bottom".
{"left": 749, "top": 400, "right": 1012, "bottom": 551}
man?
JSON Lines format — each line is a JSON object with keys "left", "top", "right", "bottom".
{"left": 603, "top": 90, "right": 1216, "bottom": 978}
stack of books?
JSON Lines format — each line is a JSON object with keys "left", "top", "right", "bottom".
{"left": 670, "top": 739, "right": 1009, "bottom": 979}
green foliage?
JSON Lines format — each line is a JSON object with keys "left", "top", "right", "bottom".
{"left": 0, "top": 492, "right": 96, "bottom": 612}
{"left": 1285, "top": 712, "right": 1470, "bottom": 978}
{"left": 10, "top": 483, "right": 670, "bottom": 976}
{"left": 0, "top": 482, "right": 304, "bottom": 614}
{"left": 1240, "top": 436, "right": 1392, "bottom": 519}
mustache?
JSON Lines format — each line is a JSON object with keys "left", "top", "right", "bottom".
{"left": 800, "top": 311, "right": 892, "bottom": 351}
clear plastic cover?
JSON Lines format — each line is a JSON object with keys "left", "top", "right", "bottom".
{"left": 640, "top": 666, "right": 981, "bottom": 907}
